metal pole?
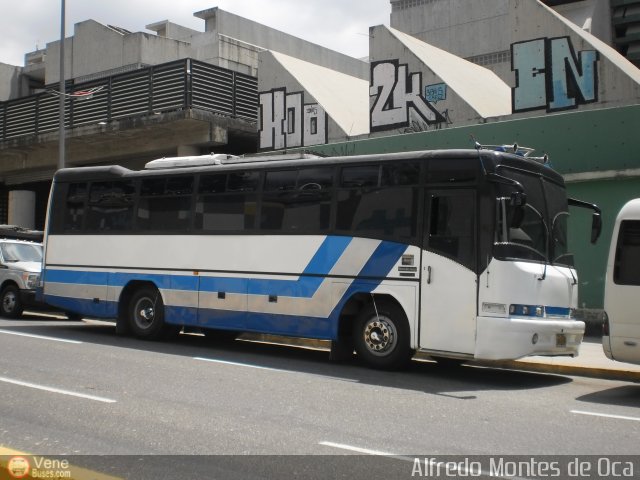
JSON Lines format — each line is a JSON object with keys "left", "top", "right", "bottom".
{"left": 58, "top": 0, "right": 66, "bottom": 170}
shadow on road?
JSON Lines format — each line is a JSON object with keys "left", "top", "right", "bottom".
{"left": 2, "top": 316, "right": 573, "bottom": 397}
{"left": 575, "top": 385, "right": 640, "bottom": 407}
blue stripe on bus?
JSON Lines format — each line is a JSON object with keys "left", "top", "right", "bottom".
{"left": 43, "top": 237, "right": 409, "bottom": 339}
{"left": 325, "top": 241, "right": 409, "bottom": 334}
{"left": 545, "top": 306, "right": 571, "bottom": 317}
{"left": 45, "top": 236, "right": 353, "bottom": 298}
{"left": 44, "top": 269, "right": 110, "bottom": 286}
{"left": 44, "top": 295, "right": 118, "bottom": 318}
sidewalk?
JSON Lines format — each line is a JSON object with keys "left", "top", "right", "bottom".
{"left": 474, "top": 338, "right": 640, "bottom": 382}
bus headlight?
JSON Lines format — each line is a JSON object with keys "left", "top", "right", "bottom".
{"left": 22, "top": 272, "right": 41, "bottom": 290}
{"left": 482, "top": 303, "right": 507, "bottom": 315}
{"left": 509, "top": 304, "right": 544, "bottom": 317}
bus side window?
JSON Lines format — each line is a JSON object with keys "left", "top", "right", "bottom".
{"left": 137, "top": 176, "right": 193, "bottom": 231}
{"left": 337, "top": 164, "right": 418, "bottom": 241}
{"left": 64, "top": 183, "right": 88, "bottom": 232}
{"left": 195, "top": 173, "right": 257, "bottom": 232}
{"left": 614, "top": 220, "right": 640, "bottom": 285}
{"left": 86, "top": 181, "right": 136, "bottom": 232}
{"left": 381, "top": 161, "right": 420, "bottom": 186}
{"left": 261, "top": 168, "right": 333, "bottom": 232}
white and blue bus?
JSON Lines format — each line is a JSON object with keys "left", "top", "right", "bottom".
{"left": 40, "top": 147, "right": 601, "bottom": 369}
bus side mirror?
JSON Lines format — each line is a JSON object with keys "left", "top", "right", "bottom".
{"left": 510, "top": 191, "right": 527, "bottom": 207}
{"left": 509, "top": 192, "right": 526, "bottom": 228}
{"left": 510, "top": 205, "right": 525, "bottom": 229}
{"left": 591, "top": 212, "right": 602, "bottom": 244}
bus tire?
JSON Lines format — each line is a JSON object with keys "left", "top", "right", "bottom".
{"left": 0, "top": 285, "right": 23, "bottom": 319}
{"left": 353, "top": 299, "right": 413, "bottom": 370}
{"left": 128, "top": 286, "right": 171, "bottom": 340}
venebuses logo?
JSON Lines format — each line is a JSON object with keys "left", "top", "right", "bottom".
{"left": 6, "top": 456, "right": 30, "bottom": 479}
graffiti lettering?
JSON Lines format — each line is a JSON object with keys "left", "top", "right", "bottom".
{"left": 402, "top": 109, "right": 453, "bottom": 133}
{"left": 259, "top": 88, "right": 327, "bottom": 150}
{"left": 425, "top": 83, "right": 447, "bottom": 103}
{"left": 512, "top": 36, "right": 599, "bottom": 113}
{"left": 370, "top": 60, "right": 445, "bottom": 132}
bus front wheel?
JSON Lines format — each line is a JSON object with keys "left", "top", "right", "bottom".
{"left": 128, "top": 287, "right": 172, "bottom": 340}
{"left": 353, "top": 299, "right": 413, "bottom": 370}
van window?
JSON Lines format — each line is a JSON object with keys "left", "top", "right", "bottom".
{"left": 614, "top": 220, "right": 640, "bottom": 285}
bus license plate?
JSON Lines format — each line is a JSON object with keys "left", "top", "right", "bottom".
{"left": 556, "top": 334, "right": 567, "bottom": 347}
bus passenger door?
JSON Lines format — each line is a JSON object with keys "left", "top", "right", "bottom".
{"left": 420, "top": 190, "right": 477, "bottom": 355}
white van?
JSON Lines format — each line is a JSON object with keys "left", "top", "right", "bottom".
{"left": 0, "top": 226, "right": 43, "bottom": 319}
{"left": 603, "top": 199, "right": 640, "bottom": 365}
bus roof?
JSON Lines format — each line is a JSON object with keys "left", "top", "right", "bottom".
{"left": 53, "top": 149, "right": 564, "bottom": 185}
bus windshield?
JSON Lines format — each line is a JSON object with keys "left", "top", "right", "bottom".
{"left": 494, "top": 168, "right": 572, "bottom": 267}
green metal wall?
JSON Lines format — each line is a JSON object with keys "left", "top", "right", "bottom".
{"left": 305, "top": 105, "right": 640, "bottom": 308}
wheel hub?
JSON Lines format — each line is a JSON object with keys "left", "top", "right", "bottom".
{"left": 134, "top": 297, "right": 156, "bottom": 329}
{"left": 3, "top": 292, "right": 16, "bottom": 312}
{"left": 364, "top": 317, "right": 396, "bottom": 355}
{"left": 140, "top": 307, "right": 154, "bottom": 321}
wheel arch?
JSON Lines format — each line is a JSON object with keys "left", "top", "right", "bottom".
{"left": 0, "top": 280, "right": 20, "bottom": 293}
{"left": 337, "top": 290, "right": 413, "bottom": 346}
{"left": 116, "top": 280, "right": 163, "bottom": 333}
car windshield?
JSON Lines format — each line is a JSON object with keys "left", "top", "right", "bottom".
{"left": 494, "top": 168, "right": 572, "bottom": 267}
{"left": 0, "top": 242, "right": 43, "bottom": 262}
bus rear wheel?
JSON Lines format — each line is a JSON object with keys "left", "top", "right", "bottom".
{"left": 128, "top": 286, "right": 173, "bottom": 340}
{"left": 353, "top": 299, "right": 413, "bottom": 370}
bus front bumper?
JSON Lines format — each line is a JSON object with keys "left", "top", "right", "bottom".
{"left": 475, "top": 316, "right": 585, "bottom": 361}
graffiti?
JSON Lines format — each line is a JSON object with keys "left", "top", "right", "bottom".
{"left": 402, "top": 109, "right": 453, "bottom": 133}
{"left": 425, "top": 83, "right": 447, "bottom": 103}
{"left": 512, "top": 36, "right": 599, "bottom": 113}
{"left": 370, "top": 60, "right": 445, "bottom": 132}
{"left": 259, "top": 88, "right": 328, "bottom": 150}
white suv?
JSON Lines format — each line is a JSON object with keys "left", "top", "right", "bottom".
{"left": 0, "top": 227, "right": 43, "bottom": 319}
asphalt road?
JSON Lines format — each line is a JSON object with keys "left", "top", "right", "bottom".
{"left": 1, "top": 313, "right": 639, "bottom": 478}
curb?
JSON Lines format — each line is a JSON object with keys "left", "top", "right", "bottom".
{"left": 242, "top": 333, "right": 640, "bottom": 382}
{"left": 470, "top": 359, "right": 640, "bottom": 382}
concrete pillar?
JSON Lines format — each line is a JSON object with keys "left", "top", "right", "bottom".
{"left": 8, "top": 190, "right": 36, "bottom": 229}
{"left": 177, "top": 145, "right": 201, "bottom": 157}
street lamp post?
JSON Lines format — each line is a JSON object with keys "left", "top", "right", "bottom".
{"left": 58, "top": 0, "right": 66, "bottom": 170}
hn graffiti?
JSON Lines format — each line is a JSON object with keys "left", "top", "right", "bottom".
{"left": 259, "top": 88, "right": 328, "bottom": 150}
{"left": 370, "top": 60, "right": 446, "bottom": 132}
{"left": 512, "top": 36, "right": 599, "bottom": 113}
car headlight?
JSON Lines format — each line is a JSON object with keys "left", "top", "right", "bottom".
{"left": 22, "top": 272, "right": 41, "bottom": 289}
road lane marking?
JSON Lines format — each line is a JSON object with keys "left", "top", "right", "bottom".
{"left": 319, "top": 441, "right": 405, "bottom": 458}
{"left": 0, "top": 376, "right": 116, "bottom": 403}
{"left": 0, "top": 329, "right": 82, "bottom": 344}
{"left": 193, "top": 356, "right": 358, "bottom": 382}
{"left": 571, "top": 410, "right": 640, "bottom": 422}
{"left": 194, "top": 357, "right": 292, "bottom": 372}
